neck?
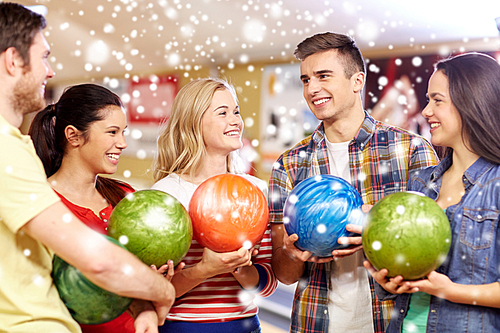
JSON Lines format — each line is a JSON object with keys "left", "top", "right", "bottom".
{"left": 48, "top": 158, "right": 98, "bottom": 196}
{"left": 0, "top": 104, "right": 23, "bottom": 128}
{"left": 450, "top": 146, "right": 480, "bottom": 175}
{"left": 323, "top": 107, "right": 365, "bottom": 143}
{"left": 181, "top": 153, "right": 229, "bottom": 185}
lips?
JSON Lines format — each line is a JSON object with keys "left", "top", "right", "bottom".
{"left": 312, "top": 97, "right": 331, "bottom": 106}
{"left": 106, "top": 154, "right": 120, "bottom": 164}
{"left": 224, "top": 130, "right": 240, "bottom": 136}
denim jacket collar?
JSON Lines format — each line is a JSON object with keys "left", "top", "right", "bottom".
{"left": 430, "top": 154, "right": 495, "bottom": 191}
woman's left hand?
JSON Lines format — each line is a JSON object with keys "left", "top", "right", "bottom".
{"left": 407, "top": 271, "right": 453, "bottom": 298}
{"left": 128, "top": 300, "right": 159, "bottom": 333}
{"left": 151, "top": 260, "right": 186, "bottom": 281}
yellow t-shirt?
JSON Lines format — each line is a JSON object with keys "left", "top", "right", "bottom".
{"left": 0, "top": 115, "right": 81, "bottom": 333}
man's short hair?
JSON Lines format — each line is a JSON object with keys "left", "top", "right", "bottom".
{"left": 0, "top": 2, "right": 46, "bottom": 67}
{"left": 294, "top": 32, "right": 366, "bottom": 78}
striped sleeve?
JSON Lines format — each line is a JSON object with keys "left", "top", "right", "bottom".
{"left": 252, "top": 224, "right": 277, "bottom": 297}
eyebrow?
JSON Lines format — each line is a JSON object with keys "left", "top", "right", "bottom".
{"left": 213, "top": 105, "right": 239, "bottom": 112}
{"left": 300, "top": 69, "right": 334, "bottom": 80}
{"left": 427, "top": 92, "right": 446, "bottom": 99}
{"left": 106, "top": 125, "right": 126, "bottom": 130}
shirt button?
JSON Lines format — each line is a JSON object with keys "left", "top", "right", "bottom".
{"left": 101, "top": 212, "right": 106, "bottom": 216}
{"left": 431, "top": 309, "right": 436, "bottom": 313}
{"left": 103, "top": 219, "right": 107, "bottom": 222}
{"left": 324, "top": 310, "right": 327, "bottom": 314}
{"left": 400, "top": 309, "right": 404, "bottom": 313}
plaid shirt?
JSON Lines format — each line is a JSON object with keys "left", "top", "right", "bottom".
{"left": 268, "top": 112, "right": 438, "bottom": 333}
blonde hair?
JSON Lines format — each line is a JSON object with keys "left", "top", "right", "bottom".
{"left": 153, "top": 78, "right": 245, "bottom": 182}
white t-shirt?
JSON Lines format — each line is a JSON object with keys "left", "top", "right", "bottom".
{"left": 325, "top": 138, "right": 374, "bottom": 333}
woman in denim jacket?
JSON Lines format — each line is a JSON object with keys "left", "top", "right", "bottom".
{"left": 365, "top": 52, "right": 500, "bottom": 332}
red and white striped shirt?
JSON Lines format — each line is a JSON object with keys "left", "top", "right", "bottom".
{"left": 152, "top": 173, "right": 278, "bottom": 323}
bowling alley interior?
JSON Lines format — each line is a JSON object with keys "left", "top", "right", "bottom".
{"left": 12, "top": 0, "right": 500, "bottom": 332}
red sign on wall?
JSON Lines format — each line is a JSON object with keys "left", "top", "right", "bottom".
{"left": 127, "top": 75, "right": 179, "bottom": 124}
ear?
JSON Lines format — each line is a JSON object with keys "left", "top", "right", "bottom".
{"left": 2, "top": 47, "right": 26, "bottom": 76}
{"left": 65, "top": 125, "right": 83, "bottom": 147}
{"left": 352, "top": 72, "right": 365, "bottom": 93}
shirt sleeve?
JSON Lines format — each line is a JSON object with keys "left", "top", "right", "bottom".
{"left": 0, "top": 134, "right": 59, "bottom": 233}
{"left": 408, "top": 136, "right": 439, "bottom": 172}
{"left": 268, "top": 154, "right": 291, "bottom": 224}
{"left": 252, "top": 222, "right": 278, "bottom": 297}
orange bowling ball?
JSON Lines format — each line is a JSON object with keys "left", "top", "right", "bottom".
{"left": 189, "top": 174, "right": 268, "bottom": 252}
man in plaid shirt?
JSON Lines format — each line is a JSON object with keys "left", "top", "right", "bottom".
{"left": 268, "top": 32, "right": 438, "bottom": 333}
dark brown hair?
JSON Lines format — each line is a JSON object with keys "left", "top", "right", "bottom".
{"left": 294, "top": 32, "right": 366, "bottom": 78}
{"left": 436, "top": 52, "right": 500, "bottom": 165}
{"left": 0, "top": 2, "right": 46, "bottom": 67}
{"left": 29, "top": 83, "right": 130, "bottom": 206}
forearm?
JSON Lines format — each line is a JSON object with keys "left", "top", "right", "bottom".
{"left": 23, "top": 201, "right": 175, "bottom": 305}
{"left": 170, "top": 264, "right": 208, "bottom": 297}
{"left": 444, "top": 282, "right": 500, "bottom": 308}
{"left": 78, "top": 241, "right": 175, "bottom": 304}
{"left": 232, "top": 265, "right": 259, "bottom": 289}
{"left": 271, "top": 246, "right": 305, "bottom": 285}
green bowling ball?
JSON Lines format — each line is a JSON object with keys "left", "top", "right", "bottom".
{"left": 52, "top": 235, "right": 133, "bottom": 324}
{"left": 108, "top": 189, "right": 192, "bottom": 267}
{"left": 362, "top": 191, "right": 451, "bottom": 280}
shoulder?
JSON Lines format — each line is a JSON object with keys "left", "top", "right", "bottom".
{"left": 408, "top": 165, "right": 437, "bottom": 191}
{"left": 238, "top": 174, "right": 267, "bottom": 189}
{"left": 152, "top": 174, "right": 195, "bottom": 193}
{"left": 235, "top": 174, "right": 268, "bottom": 198}
{"left": 279, "top": 134, "right": 316, "bottom": 164}
{"left": 373, "top": 121, "right": 435, "bottom": 152}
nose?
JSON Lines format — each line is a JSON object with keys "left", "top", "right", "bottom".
{"left": 230, "top": 112, "right": 243, "bottom": 126}
{"left": 117, "top": 133, "right": 127, "bottom": 149}
{"left": 307, "top": 77, "right": 321, "bottom": 95}
{"left": 46, "top": 63, "right": 55, "bottom": 79}
{"left": 421, "top": 102, "right": 432, "bottom": 119}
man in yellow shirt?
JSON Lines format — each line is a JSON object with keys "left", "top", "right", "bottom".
{"left": 0, "top": 3, "right": 175, "bottom": 332}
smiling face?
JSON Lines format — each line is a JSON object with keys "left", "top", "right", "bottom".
{"left": 201, "top": 89, "right": 243, "bottom": 156}
{"left": 12, "top": 31, "right": 55, "bottom": 116}
{"left": 300, "top": 49, "right": 364, "bottom": 125}
{"left": 422, "top": 70, "right": 463, "bottom": 149}
{"left": 78, "top": 105, "right": 128, "bottom": 175}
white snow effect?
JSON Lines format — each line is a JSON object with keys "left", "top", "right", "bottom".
{"left": 372, "top": 240, "right": 382, "bottom": 251}
{"left": 121, "top": 264, "right": 134, "bottom": 276}
{"left": 119, "top": 235, "right": 129, "bottom": 245}
{"left": 412, "top": 56, "right": 423, "bottom": 67}
{"left": 243, "top": 240, "right": 253, "bottom": 250}
{"left": 62, "top": 213, "right": 72, "bottom": 223}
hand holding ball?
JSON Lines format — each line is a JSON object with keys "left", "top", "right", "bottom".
{"left": 108, "top": 190, "right": 193, "bottom": 267}
{"left": 362, "top": 191, "right": 451, "bottom": 280}
{"left": 189, "top": 174, "right": 268, "bottom": 253}
{"left": 283, "top": 175, "right": 364, "bottom": 257}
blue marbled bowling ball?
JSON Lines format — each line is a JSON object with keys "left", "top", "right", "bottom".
{"left": 283, "top": 175, "right": 364, "bottom": 257}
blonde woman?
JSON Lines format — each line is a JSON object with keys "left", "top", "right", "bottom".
{"left": 152, "top": 78, "right": 277, "bottom": 333}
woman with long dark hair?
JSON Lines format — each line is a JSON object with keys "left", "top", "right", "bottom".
{"left": 366, "top": 52, "right": 500, "bottom": 332}
{"left": 29, "top": 83, "right": 163, "bottom": 333}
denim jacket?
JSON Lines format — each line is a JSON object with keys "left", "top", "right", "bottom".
{"left": 378, "top": 155, "right": 500, "bottom": 333}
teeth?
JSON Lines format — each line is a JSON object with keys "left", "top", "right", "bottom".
{"left": 107, "top": 154, "right": 119, "bottom": 160}
{"left": 313, "top": 98, "right": 330, "bottom": 105}
{"left": 224, "top": 130, "right": 239, "bottom": 136}
{"left": 430, "top": 123, "right": 440, "bottom": 128}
